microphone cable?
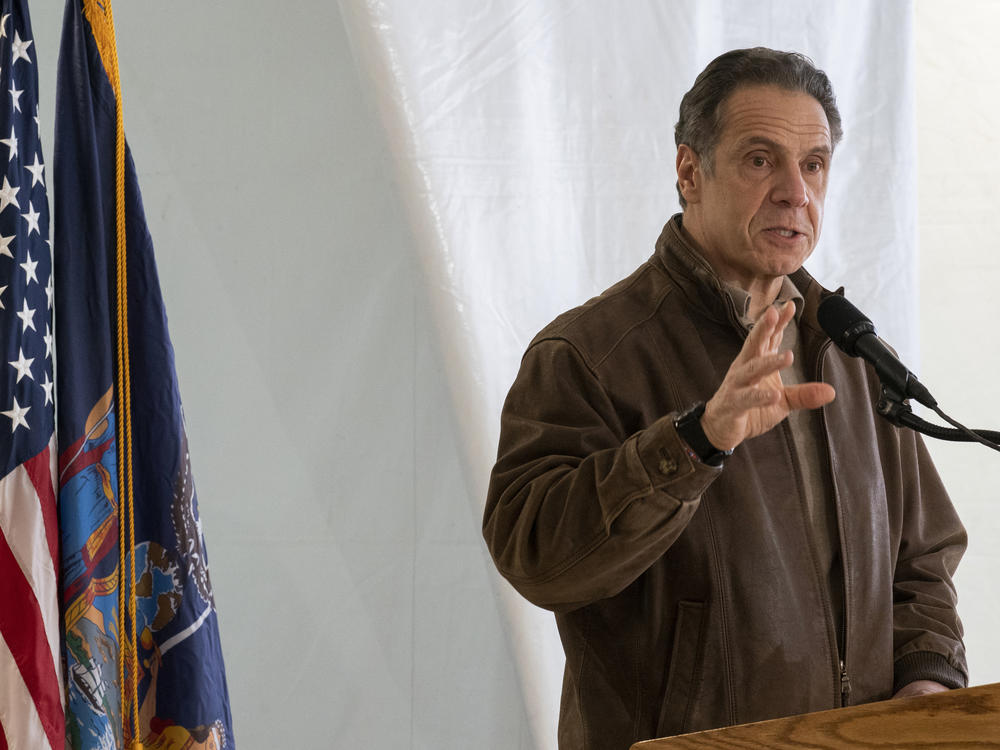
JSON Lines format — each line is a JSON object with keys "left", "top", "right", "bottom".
{"left": 927, "top": 405, "right": 1000, "bottom": 453}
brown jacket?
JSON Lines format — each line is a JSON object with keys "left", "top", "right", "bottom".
{"left": 484, "top": 215, "right": 967, "bottom": 749}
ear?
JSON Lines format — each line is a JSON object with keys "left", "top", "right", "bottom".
{"left": 676, "top": 144, "right": 702, "bottom": 205}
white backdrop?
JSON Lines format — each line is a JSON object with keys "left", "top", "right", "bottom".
{"left": 340, "top": 1, "right": 918, "bottom": 746}
{"left": 20, "top": 1, "right": 1000, "bottom": 748}
{"left": 915, "top": 0, "right": 1000, "bottom": 703}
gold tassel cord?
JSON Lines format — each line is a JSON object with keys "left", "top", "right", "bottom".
{"left": 81, "top": 1, "right": 142, "bottom": 747}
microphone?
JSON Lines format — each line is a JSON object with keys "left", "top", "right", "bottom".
{"left": 817, "top": 295, "right": 937, "bottom": 408}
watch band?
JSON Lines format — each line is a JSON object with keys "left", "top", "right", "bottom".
{"left": 674, "top": 402, "right": 733, "bottom": 467}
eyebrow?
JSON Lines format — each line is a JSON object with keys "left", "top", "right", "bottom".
{"left": 736, "top": 136, "right": 832, "bottom": 158}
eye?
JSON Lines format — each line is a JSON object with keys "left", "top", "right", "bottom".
{"left": 805, "top": 159, "right": 824, "bottom": 173}
{"left": 751, "top": 155, "right": 768, "bottom": 168}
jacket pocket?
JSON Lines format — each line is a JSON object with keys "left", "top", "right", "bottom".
{"left": 656, "top": 600, "right": 707, "bottom": 736}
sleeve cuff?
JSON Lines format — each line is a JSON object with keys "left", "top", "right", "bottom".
{"left": 634, "top": 412, "right": 722, "bottom": 498}
{"left": 893, "top": 650, "right": 968, "bottom": 693}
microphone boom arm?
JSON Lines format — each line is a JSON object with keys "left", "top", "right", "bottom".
{"left": 876, "top": 384, "right": 1000, "bottom": 448}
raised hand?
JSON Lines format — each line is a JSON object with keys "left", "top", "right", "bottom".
{"left": 701, "top": 300, "right": 836, "bottom": 452}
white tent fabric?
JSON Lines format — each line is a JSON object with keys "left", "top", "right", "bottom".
{"left": 340, "top": 1, "right": 917, "bottom": 746}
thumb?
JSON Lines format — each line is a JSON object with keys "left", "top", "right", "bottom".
{"left": 785, "top": 382, "right": 836, "bottom": 411}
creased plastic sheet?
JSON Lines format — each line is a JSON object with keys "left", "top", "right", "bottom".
{"left": 339, "top": 2, "right": 916, "bottom": 746}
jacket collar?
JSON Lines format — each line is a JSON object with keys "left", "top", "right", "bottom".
{"left": 652, "top": 214, "right": 736, "bottom": 327}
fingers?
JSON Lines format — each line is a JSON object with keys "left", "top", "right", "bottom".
{"left": 745, "top": 304, "right": 779, "bottom": 357}
{"left": 760, "top": 299, "right": 795, "bottom": 351}
{"left": 734, "top": 347, "right": 792, "bottom": 388}
{"left": 744, "top": 300, "right": 795, "bottom": 359}
{"left": 771, "top": 299, "right": 795, "bottom": 349}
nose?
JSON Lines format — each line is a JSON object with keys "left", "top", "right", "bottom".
{"left": 770, "top": 164, "right": 809, "bottom": 207}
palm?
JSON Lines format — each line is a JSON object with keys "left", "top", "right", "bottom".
{"left": 740, "top": 369, "right": 792, "bottom": 438}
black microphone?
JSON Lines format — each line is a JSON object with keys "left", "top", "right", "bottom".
{"left": 817, "top": 295, "right": 937, "bottom": 408}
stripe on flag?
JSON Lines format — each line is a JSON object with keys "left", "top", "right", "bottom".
{"left": 0, "top": 511, "right": 62, "bottom": 750}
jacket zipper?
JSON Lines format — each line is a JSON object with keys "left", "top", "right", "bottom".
{"left": 839, "top": 596, "right": 850, "bottom": 706}
{"left": 816, "top": 336, "right": 852, "bottom": 708}
{"left": 840, "top": 659, "right": 852, "bottom": 706}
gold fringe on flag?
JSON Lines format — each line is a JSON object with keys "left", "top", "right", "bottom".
{"left": 80, "top": 1, "right": 142, "bottom": 747}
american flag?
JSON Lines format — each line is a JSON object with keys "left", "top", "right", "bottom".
{"left": 0, "top": 1, "right": 65, "bottom": 748}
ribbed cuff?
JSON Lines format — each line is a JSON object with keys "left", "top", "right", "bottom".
{"left": 893, "top": 651, "right": 968, "bottom": 693}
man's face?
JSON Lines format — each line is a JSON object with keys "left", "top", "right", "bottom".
{"left": 677, "top": 85, "right": 832, "bottom": 294}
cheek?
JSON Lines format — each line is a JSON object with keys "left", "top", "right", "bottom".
{"left": 807, "top": 188, "right": 825, "bottom": 222}
{"left": 721, "top": 193, "right": 757, "bottom": 223}
{"left": 811, "top": 202, "right": 824, "bottom": 229}
{"left": 810, "top": 184, "right": 827, "bottom": 213}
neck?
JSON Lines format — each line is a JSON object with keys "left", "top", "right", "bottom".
{"left": 729, "top": 276, "right": 784, "bottom": 320}
{"left": 677, "top": 217, "right": 784, "bottom": 319}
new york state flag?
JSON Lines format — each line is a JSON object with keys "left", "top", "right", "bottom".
{"left": 54, "top": 1, "right": 234, "bottom": 748}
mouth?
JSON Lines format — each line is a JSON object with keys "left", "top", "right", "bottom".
{"left": 765, "top": 226, "right": 805, "bottom": 240}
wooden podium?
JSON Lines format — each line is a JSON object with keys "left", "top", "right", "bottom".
{"left": 632, "top": 683, "right": 1000, "bottom": 749}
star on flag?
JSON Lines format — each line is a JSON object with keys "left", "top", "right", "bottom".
{"left": 0, "top": 13, "right": 50, "bottom": 439}
{"left": 1, "top": 396, "right": 30, "bottom": 432}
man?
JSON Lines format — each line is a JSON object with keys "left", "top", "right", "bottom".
{"left": 483, "top": 48, "right": 967, "bottom": 748}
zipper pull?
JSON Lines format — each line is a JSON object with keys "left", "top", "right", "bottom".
{"left": 840, "top": 660, "right": 852, "bottom": 705}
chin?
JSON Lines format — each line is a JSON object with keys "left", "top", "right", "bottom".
{"left": 767, "top": 245, "right": 813, "bottom": 271}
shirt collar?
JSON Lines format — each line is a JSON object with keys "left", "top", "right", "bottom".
{"left": 723, "top": 276, "right": 804, "bottom": 328}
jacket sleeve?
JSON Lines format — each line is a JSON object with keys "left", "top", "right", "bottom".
{"left": 890, "top": 429, "right": 968, "bottom": 691}
{"left": 483, "top": 337, "right": 720, "bottom": 612}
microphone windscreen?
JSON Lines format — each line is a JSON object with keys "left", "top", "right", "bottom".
{"left": 816, "top": 295, "right": 875, "bottom": 357}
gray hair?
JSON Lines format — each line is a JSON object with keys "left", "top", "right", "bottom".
{"left": 674, "top": 47, "right": 843, "bottom": 208}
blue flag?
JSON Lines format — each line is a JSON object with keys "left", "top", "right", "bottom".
{"left": 54, "top": 2, "right": 234, "bottom": 748}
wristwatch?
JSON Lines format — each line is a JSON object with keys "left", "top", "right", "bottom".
{"left": 674, "top": 402, "right": 733, "bottom": 467}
